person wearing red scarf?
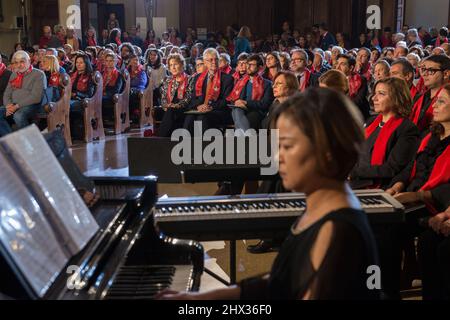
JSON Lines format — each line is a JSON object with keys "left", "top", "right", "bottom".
{"left": 350, "top": 78, "right": 419, "bottom": 190}
{"left": 383, "top": 83, "right": 450, "bottom": 300}
{"left": 69, "top": 54, "right": 95, "bottom": 140}
{"left": 409, "top": 55, "right": 450, "bottom": 135}
{"left": 0, "top": 51, "right": 46, "bottom": 137}
{"left": 0, "top": 55, "right": 12, "bottom": 105}
{"left": 356, "top": 47, "right": 372, "bottom": 83}
{"left": 83, "top": 27, "right": 98, "bottom": 49}
{"left": 182, "top": 48, "right": 234, "bottom": 134}
{"left": 336, "top": 54, "right": 370, "bottom": 119}
{"left": 219, "top": 53, "right": 233, "bottom": 75}
{"left": 262, "top": 52, "right": 281, "bottom": 82}
{"left": 157, "top": 54, "right": 192, "bottom": 137}
{"left": 226, "top": 54, "right": 274, "bottom": 132}
{"left": 39, "top": 26, "right": 53, "bottom": 49}
{"left": 101, "top": 53, "right": 123, "bottom": 111}
{"left": 390, "top": 58, "right": 420, "bottom": 101}
{"left": 290, "top": 49, "right": 319, "bottom": 93}
{"left": 232, "top": 53, "right": 249, "bottom": 83}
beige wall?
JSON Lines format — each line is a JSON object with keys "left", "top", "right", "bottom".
{"left": 154, "top": 0, "right": 179, "bottom": 30}
{"left": 405, "top": 0, "right": 449, "bottom": 30}
{"left": 0, "top": 0, "right": 31, "bottom": 57}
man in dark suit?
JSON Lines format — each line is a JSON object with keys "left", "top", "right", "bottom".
{"left": 319, "top": 23, "right": 336, "bottom": 51}
{"left": 183, "top": 48, "right": 234, "bottom": 134}
{"left": 289, "top": 49, "right": 319, "bottom": 92}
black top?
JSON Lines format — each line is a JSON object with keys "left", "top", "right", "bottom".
{"left": 390, "top": 133, "right": 450, "bottom": 212}
{"left": 416, "top": 90, "right": 433, "bottom": 135}
{"left": 351, "top": 76, "right": 370, "bottom": 120}
{"left": 351, "top": 117, "right": 419, "bottom": 189}
{"left": 240, "top": 208, "right": 380, "bottom": 300}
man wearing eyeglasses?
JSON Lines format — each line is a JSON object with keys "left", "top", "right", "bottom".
{"left": 0, "top": 51, "right": 46, "bottom": 137}
{"left": 183, "top": 48, "right": 234, "bottom": 134}
{"left": 410, "top": 55, "right": 450, "bottom": 134}
{"left": 289, "top": 49, "right": 319, "bottom": 92}
{"left": 226, "top": 54, "right": 274, "bottom": 132}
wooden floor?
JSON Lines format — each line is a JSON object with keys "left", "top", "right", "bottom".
{"left": 69, "top": 129, "right": 422, "bottom": 298}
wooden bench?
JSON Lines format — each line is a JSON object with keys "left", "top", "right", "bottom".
{"left": 111, "top": 69, "right": 131, "bottom": 134}
{"left": 136, "top": 73, "right": 154, "bottom": 128}
{"left": 37, "top": 73, "right": 73, "bottom": 147}
{"left": 82, "top": 71, "right": 105, "bottom": 143}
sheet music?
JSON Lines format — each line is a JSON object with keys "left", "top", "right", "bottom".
{"left": 0, "top": 125, "right": 99, "bottom": 255}
{"left": 0, "top": 152, "right": 68, "bottom": 298}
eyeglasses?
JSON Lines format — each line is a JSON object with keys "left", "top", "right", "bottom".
{"left": 273, "top": 82, "right": 286, "bottom": 88}
{"left": 291, "top": 58, "right": 305, "bottom": 62}
{"left": 419, "top": 67, "right": 444, "bottom": 76}
{"left": 204, "top": 58, "right": 218, "bottom": 63}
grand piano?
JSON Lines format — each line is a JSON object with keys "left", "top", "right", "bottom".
{"left": 0, "top": 128, "right": 203, "bottom": 300}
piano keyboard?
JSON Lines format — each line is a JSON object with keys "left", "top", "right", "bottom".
{"left": 153, "top": 190, "right": 405, "bottom": 241}
{"left": 104, "top": 265, "right": 194, "bottom": 300}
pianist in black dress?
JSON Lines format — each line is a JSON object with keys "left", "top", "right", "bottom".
{"left": 157, "top": 88, "right": 380, "bottom": 300}
{"left": 350, "top": 77, "right": 419, "bottom": 189}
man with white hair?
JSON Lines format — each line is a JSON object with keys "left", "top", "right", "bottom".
{"left": 183, "top": 48, "right": 234, "bottom": 133}
{"left": 331, "top": 46, "right": 344, "bottom": 68}
{"left": 0, "top": 51, "right": 46, "bottom": 137}
{"left": 392, "top": 32, "right": 405, "bottom": 46}
{"left": 219, "top": 53, "right": 232, "bottom": 74}
{"left": 394, "top": 43, "right": 409, "bottom": 58}
{"left": 407, "top": 28, "right": 422, "bottom": 48}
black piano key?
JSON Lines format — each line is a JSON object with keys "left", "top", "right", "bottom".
{"left": 205, "top": 205, "right": 212, "bottom": 211}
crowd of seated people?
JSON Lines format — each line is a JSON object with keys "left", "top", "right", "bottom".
{"left": 0, "top": 20, "right": 450, "bottom": 300}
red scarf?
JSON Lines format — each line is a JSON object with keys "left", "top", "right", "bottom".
{"left": 0, "top": 63, "right": 6, "bottom": 77}
{"left": 410, "top": 87, "right": 443, "bottom": 131}
{"left": 129, "top": 64, "right": 144, "bottom": 79}
{"left": 435, "top": 37, "right": 449, "bottom": 47}
{"left": 10, "top": 65, "right": 33, "bottom": 89}
{"left": 70, "top": 71, "right": 89, "bottom": 92}
{"left": 299, "top": 69, "right": 311, "bottom": 92}
{"left": 220, "top": 65, "right": 232, "bottom": 74}
{"left": 365, "top": 115, "right": 405, "bottom": 165}
{"left": 348, "top": 72, "right": 363, "bottom": 98}
{"left": 87, "top": 36, "right": 97, "bottom": 47}
{"left": 410, "top": 84, "right": 418, "bottom": 100}
{"left": 232, "top": 71, "right": 242, "bottom": 83}
{"left": 49, "top": 72, "right": 60, "bottom": 87}
{"left": 70, "top": 71, "right": 90, "bottom": 92}
{"left": 227, "top": 74, "right": 264, "bottom": 102}
{"left": 115, "top": 36, "right": 122, "bottom": 45}
{"left": 195, "top": 71, "right": 222, "bottom": 102}
{"left": 410, "top": 133, "right": 450, "bottom": 214}
{"left": 167, "top": 73, "right": 189, "bottom": 104}
{"left": 102, "top": 68, "right": 120, "bottom": 91}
